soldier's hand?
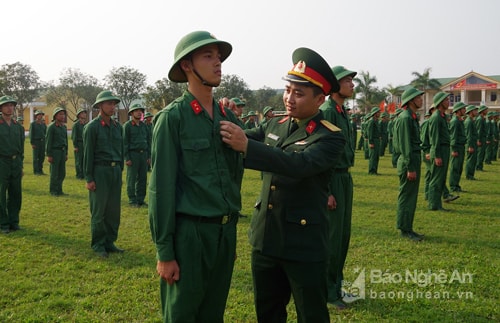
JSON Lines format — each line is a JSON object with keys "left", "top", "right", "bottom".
{"left": 425, "top": 153, "right": 430, "bottom": 161}
{"left": 74, "top": 147, "right": 79, "bottom": 152}
{"left": 407, "top": 171, "right": 417, "bottom": 181}
{"left": 32, "top": 145, "right": 36, "bottom": 149}
{"left": 451, "top": 151, "right": 459, "bottom": 157}
{"left": 369, "top": 144, "right": 374, "bottom": 149}
{"left": 434, "top": 157, "right": 443, "bottom": 166}
{"left": 47, "top": 156, "right": 53, "bottom": 163}
{"left": 477, "top": 141, "right": 482, "bottom": 146}
{"left": 157, "top": 260, "right": 180, "bottom": 285}
{"left": 126, "top": 160, "right": 132, "bottom": 166}
{"left": 327, "top": 195, "right": 336, "bottom": 210}
{"left": 86, "top": 181, "right": 96, "bottom": 191}
{"left": 468, "top": 147, "right": 475, "bottom": 153}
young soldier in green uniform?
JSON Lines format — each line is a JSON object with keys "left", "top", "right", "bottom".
{"left": 428, "top": 92, "right": 457, "bottom": 211}
{"left": 350, "top": 114, "right": 358, "bottom": 151}
{"left": 493, "top": 112, "right": 499, "bottom": 161}
{"left": 475, "top": 105, "right": 488, "bottom": 171}
{"left": 393, "top": 87, "right": 424, "bottom": 241}
{"left": 29, "top": 110, "right": 47, "bottom": 175}
{"left": 319, "top": 65, "right": 356, "bottom": 309}
{"left": 464, "top": 105, "right": 479, "bottom": 180}
{"left": 484, "top": 111, "right": 495, "bottom": 165}
{"left": 45, "top": 107, "right": 68, "bottom": 196}
{"left": 420, "top": 106, "right": 435, "bottom": 200}
{"left": 83, "top": 90, "right": 124, "bottom": 258}
{"left": 144, "top": 111, "right": 154, "bottom": 172}
{"left": 148, "top": 31, "right": 243, "bottom": 323}
{"left": 71, "top": 108, "right": 87, "bottom": 179}
{"left": 260, "top": 106, "right": 274, "bottom": 126}
{"left": 229, "top": 97, "right": 246, "bottom": 128}
{"left": 391, "top": 108, "right": 404, "bottom": 168}
{"left": 0, "top": 96, "right": 25, "bottom": 234}
{"left": 379, "top": 112, "right": 389, "bottom": 156}
{"left": 448, "top": 102, "right": 467, "bottom": 192}
{"left": 221, "top": 47, "right": 346, "bottom": 323}
{"left": 123, "top": 103, "right": 150, "bottom": 207}
{"left": 367, "top": 107, "right": 381, "bottom": 174}
{"left": 245, "top": 110, "right": 258, "bottom": 129}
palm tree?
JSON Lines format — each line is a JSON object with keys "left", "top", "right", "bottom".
{"left": 354, "top": 71, "right": 378, "bottom": 114}
{"left": 411, "top": 68, "right": 442, "bottom": 113}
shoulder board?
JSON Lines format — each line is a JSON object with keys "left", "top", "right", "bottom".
{"left": 320, "top": 119, "right": 341, "bottom": 132}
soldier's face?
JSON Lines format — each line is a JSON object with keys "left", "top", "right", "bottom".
{"left": 338, "top": 76, "right": 354, "bottom": 98}
{"left": 183, "top": 44, "right": 222, "bottom": 86}
{"left": 100, "top": 101, "right": 118, "bottom": 117}
{"left": 283, "top": 82, "right": 325, "bottom": 120}
{"left": 0, "top": 103, "right": 15, "bottom": 117}
{"left": 55, "top": 111, "right": 66, "bottom": 123}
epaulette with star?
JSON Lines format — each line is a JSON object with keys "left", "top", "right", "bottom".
{"left": 320, "top": 119, "right": 341, "bottom": 132}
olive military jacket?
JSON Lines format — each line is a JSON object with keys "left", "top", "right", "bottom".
{"left": 366, "top": 117, "right": 380, "bottom": 146}
{"left": 244, "top": 111, "right": 346, "bottom": 262}
{"left": 149, "top": 91, "right": 244, "bottom": 262}
{"left": 428, "top": 111, "right": 450, "bottom": 160}
{"left": 45, "top": 121, "right": 68, "bottom": 158}
{"left": 29, "top": 121, "right": 46, "bottom": 145}
{"left": 393, "top": 109, "right": 421, "bottom": 173}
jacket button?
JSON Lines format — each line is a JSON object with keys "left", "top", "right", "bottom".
{"left": 300, "top": 219, "right": 307, "bottom": 225}
{"left": 267, "top": 204, "right": 273, "bottom": 210}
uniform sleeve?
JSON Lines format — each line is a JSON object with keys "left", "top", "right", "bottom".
{"left": 123, "top": 123, "right": 131, "bottom": 161}
{"left": 398, "top": 118, "right": 415, "bottom": 172}
{"left": 83, "top": 123, "right": 96, "bottom": 183}
{"left": 429, "top": 117, "right": 441, "bottom": 159}
{"left": 45, "top": 125, "right": 53, "bottom": 157}
{"left": 29, "top": 123, "right": 34, "bottom": 145}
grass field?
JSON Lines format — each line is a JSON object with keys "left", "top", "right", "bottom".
{"left": 0, "top": 140, "right": 498, "bottom": 322}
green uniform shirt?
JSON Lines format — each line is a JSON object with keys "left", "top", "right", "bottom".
{"left": 71, "top": 121, "right": 85, "bottom": 149}
{"left": 449, "top": 115, "right": 466, "bottom": 151}
{"left": 429, "top": 111, "right": 450, "bottom": 160}
{"left": 420, "top": 118, "right": 431, "bottom": 154}
{"left": 366, "top": 117, "right": 379, "bottom": 145}
{"left": 83, "top": 116, "right": 124, "bottom": 183}
{"left": 123, "top": 119, "right": 151, "bottom": 160}
{"left": 393, "top": 109, "right": 421, "bottom": 172}
{"left": 29, "top": 121, "right": 46, "bottom": 144}
{"left": 45, "top": 122, "right": 68, "bottom": 157}
{"left": 149, "top": 91, "right": 243, "bottom": 262}
{"left": 464, "top": 116, "right": 478, "bottom": 149}
{"left": 0, "top": 118, "right": 24, "bottom": 160}
{"left": 475, "top": 116, "right": 487, "bottom": 143}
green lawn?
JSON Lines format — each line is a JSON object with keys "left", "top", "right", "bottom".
{"left": 0, "top": 140, "right": 498, "bottom": 322}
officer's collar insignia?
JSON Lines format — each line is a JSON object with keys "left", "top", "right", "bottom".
{"left": 267, "top": 133, "right": 279, "bottom": 141}
{"left": 306, "top": 120, "right": 316, "bottom": 134}
{"left": 320, "top": 119, "right": 341, "bottom": 132}
{"left": 295, "top": 140, "right": 308, "bottom": 145}
{"left": 190, "top": 99, "right": 203, "bottom": 115}
{"left": 219, "top": 102, "right": 227, "bottom": 117}
{"left": 278, "top": 116, "right": 290, "bottom": 124}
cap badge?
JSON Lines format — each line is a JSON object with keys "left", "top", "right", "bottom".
{"left": 293, "top": 61, "right": 307, "bottom": 74}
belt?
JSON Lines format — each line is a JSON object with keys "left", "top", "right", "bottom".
{"left": 54, "top": 147, "right": 66, "bottom": 151}
{"left": 94, "top": 161, "right": 120, "bottom": 167}
{"left": 177, "top": 213, "right": 234, "bottom": 225}
{"left": 334, "top": 168, "right": 349, "bottom": 173}
{"left": 0, "top": 154, "right": 18, "bottom": 160}
{"left": 131, "top": 149, "right": 146, "bottom": 153}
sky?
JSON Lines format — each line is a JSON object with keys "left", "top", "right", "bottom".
{"left": 3, "top": 0, "right": 500, "bottom": 91}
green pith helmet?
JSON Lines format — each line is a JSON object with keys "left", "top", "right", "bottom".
{"left": 144, "top": 112, "right": 153, "bottom": 118}
{"left": 76, "top": 108, "right": 87, "bottom": 117}
{"left": 93, "top": 90, "right": 121, "bottom": 108}
{"left": 34, "top": 110, "right": 45, "bottom": 116}
{"left": 52, "top": 107, "right": 66, "bottom": 120}
{"left": 465, "top": 105, "right": 478, "bottom": 114}
{"left": 478, "top": 105, "right": 488, "bottom": 113}
{"left": 129, "top": 103, "right": 144, "bottom": 114}
{"left": 452, "top": 102, "right": 467, "bottom": 113}
{"left": 401, "top": 87, "right": 424, "bottom": 107}
{"left": 168, "top": 31, "right": 232, "bottom": 83}
{"left": 246, "top": 110, "right": 257, "bottom": 117}
{"left": 369, "top": 106, "right": 381, "bottom": 117}
{"left": 381, "top": 112, "right": 389, "bottom": 118}
{"left": 331, "top": 65, "right": 357, "bottom": 82}
{"left": 262, "top": 106, "right": 274, "bottom": 115}
{"left": 0, "top": 95, "right": 17, "bottom": 107}
{"left": 433, "top": 92, "right": 449, "bottom": 107}
{"left": 230, "top": 97, "right": 245, "bottom": 106}
{"left": 283, "top": 47, "right": 339, "bottom": 94}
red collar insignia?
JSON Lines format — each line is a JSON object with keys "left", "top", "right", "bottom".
{"left": 100, "top": 120, "right": 106, "bottom": 127}
{"left": 190, "top": 100, "right": 203, "bottom": 115}
{"left": 278, "top": 116, "right": 290, "bottom": 124}
{"left": 219, "top": 102, "right": 227, "bottom": 117}
{"left": 412, "top": 112, "right": 416, "bottom": 120}
{"left": 336, "top": 104, "right": 342, "bottom": 114}
{"left": 306, "top": 120, "right": 317, "bottom": 134}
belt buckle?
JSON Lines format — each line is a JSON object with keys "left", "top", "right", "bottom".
{"left": 111, "top": 161, "right": 116, "bottom": 167}
{"left": 221, "top": 215, "right": 229, "bottom": 224}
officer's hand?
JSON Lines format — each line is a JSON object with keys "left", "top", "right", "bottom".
{"left": 327, "top": 195, "right": 336, "bottom": 210}
{"left": 65, "top": 155, "right": 68, "bottom": 161}
{"left": 220, "top": 121, "right": 248, "bottom": 153}
{"left": 434, "top": 158, "right": 443, "bottom": 166}
{"left": 407, "top": 171, "right": 417, "bottom": 181}
{"left": 157, "top": 260, "right": 180, "bottom": 285}
{"left": 451, "top": 151, "right": 459, "bottom": 157}
{"left": 47, "top": 156, "right": 53, "bottom": 163}
{"left": 86, "top": 181, "right": 96, "bottom": 191}
{"left": 126, "top": 160, "right": 132, "bottom": 166}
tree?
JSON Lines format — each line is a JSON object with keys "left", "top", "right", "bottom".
{"left": 214, "top": 74, "right": 253, "bottom": 108}
{"left": 411, "top": 67, "right": 441, "bottom": 113}
{"left": 143, "top": 78, "right": 186, "bottom": 112}
{"left": 0, "top": 62, "right": 41, "bottom": 116}
{"left": 253, "top": 86, "right": 282, "bottom": 112}
{"left": 354, "top": 71, "right": 379, "bottom": 114}
{"left": 104, "top": 66, "right": 147, "bottom": 113}
{"left": 59, "top": 68, "right": 102, "bottom": 120}
{"left": 384, "top": 84, "right": 404, "bottom": 104}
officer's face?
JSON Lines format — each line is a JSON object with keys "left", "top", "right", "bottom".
{"left": 283, "top": 82, "right": 325, "bottom": 120}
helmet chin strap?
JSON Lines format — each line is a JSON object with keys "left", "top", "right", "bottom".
{"left": 193, "top": 68, "right": 220, "bottom": 88}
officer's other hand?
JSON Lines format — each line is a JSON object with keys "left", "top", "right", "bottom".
{"left": 327, "top": 195, "right": 336, "bottom": 210}
{"left": 86, "top": 181, "right": 96, "bottom": 191}
{"left": 157, "top": 260, "right": 180, "bottom": 285}
{"left": 407, "top": 171, "right": 417, "bottom": 181}
{"left": 220, "top": 120, "right": 248, "bottom": 153}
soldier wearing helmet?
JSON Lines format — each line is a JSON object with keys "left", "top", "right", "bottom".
{"left": 148, "top": 31, "right": 243, "bottom": 323}
{"left": 71, "top": 108, "right": 87, "bottom": 179}
{"left": 45, "top": 107, "right": 68, "bottom": 196}
{"left": 29, "top": 110, "right": 47, "bottom": 175}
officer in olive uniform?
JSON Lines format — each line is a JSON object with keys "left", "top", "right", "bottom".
{"left": 46, "top": 107, "right": 68, "bottom": 196}
{"left": 221, "top": 47, "right": 346, "bottom": 323}
{"left": 0, "top": 96, "right": 25, "bottom": 234}
{"left": 29, "top": 110, "right": 47, "bottom": 175}
{"left": 475, "top": 105, "right": 488, "bottom": 170}
{"left": 393, "top": 87, "right": 424, "bottom": 241}
{"left": 320, "top": 65, "right": 357, "bottom": 309}
{"left": 464, "top": 105, "right": 479, "bottom": 180}
{"left": 148, "top": 31, "right": 243, "bottom": 323}
{"left": 367, "top": 107, "right": 381, "bottom": 174}
{"left": 449, "top": 102, "right": 467, "bottom": 192}
{"left": 123, "top": 103, "right": 150, "bottom": 207}
{"left": 71, "top": 108, "right": 87, "bottom": 179}
{"left": 83, "top": 90, "right": 124, "bottom": 258}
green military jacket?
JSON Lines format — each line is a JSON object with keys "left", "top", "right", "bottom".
{"left": 420, "top": 118, "right": 431, "bottom": 155}
{"left": 464, "top": 116, "right": 478, "bottom": 150}
{"left": 475, "top": 116, "right": 487, "bottom": 143}
{"left": 123, "top": 119, "right": 151, "bottom": 160}
{"left": 0, "top": 117, "right": 25, "bottom": 161}
{"left": 366, "top": 117, "right": 379, "bottom": 146}
{"left": 428, "top": 111, "right": 450, "bottom": 160}
{"left": 449, "top": 115, "right": 466, "bottom": 151}
{"left": 29, "top": 121, "right": 46, "bottom": 145}
{"left": 244, "top": 111, "right": 346, "bottom": 262}
{"left": 149, "top": 91, "right": 243, "bottom": 262}
{"left": 71, "top": 121, "right": 85, "bottom": 150}
{"left": 45, "top": 121, "right": 68, "bottom": 157}
{"left": 393, "top": 109, "right": 421, "bottom": 172}
{"left": 83, "top": 115, "right": 124, "bottom": 183}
